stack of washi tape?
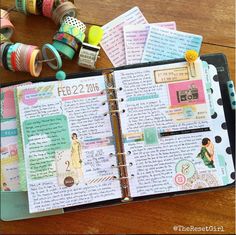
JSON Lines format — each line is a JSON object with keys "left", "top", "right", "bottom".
{"left": 0, "top": 0, "right": 104, "bottom": 78}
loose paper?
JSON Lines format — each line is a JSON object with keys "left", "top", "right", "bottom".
{"left": 101, "top": 6, "right": 148, "bottom": 67}
{"left": 124, "top": 22, "right": 176, "bottom": 65}
{"left": 142, "top": 26, "right": 203, "bottom": 62}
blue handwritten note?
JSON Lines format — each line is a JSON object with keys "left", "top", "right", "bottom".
{"left": 142, "top": 26, "right": 203, "bottom": 62}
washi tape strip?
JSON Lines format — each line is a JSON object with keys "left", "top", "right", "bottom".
{"left": 227, "top": 81, "right": 236, "bottom": 110}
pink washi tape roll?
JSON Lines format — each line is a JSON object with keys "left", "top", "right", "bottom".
{"left": 1, "top": 9, "right": 10, "bottom": 20}
{"left": 42, "top": 0, "right": 54, "bottom": 18}
{"left": 0, "top": 18, "right": 15, "bottom": 39}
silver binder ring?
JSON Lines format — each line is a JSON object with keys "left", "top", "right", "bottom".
{"left": 113, "top": 174, "right": 135, "bottom": 180}
{"left": 111, "top": 162, "right": 133, "bottom": 168}
{"left": 109, "top": 151, "right": 131, "bottom": 157}
{"left": 103, "top": 109, "right": 125, "bottom": 116}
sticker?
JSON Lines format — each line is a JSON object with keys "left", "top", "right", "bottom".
{"left": 144, "top": 128, "right": 158, "bottom": 145}
{"left": 183, "top": 106, "right": 195, "bottom": 118}
{"left": 182, "top": 172, "right": 218, "bottom": 190}
{"left": 56, "top": 149, "right": 80, "bottom": 186}
{"left": 154, "top": 66, "right": 189, "bottom": 84}
{"left": 168, "top": 80, "right": 206, "bottom": 106}
{"left": 176, "top": 159, "right": 196, "bottom": 179}
{"left": 64, "top": 176, "right": 75, "bottom": 187}
{"left": 174, "top": 173, "right": 186, "bottom": 185}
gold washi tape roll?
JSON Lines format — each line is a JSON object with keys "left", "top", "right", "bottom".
{"left": 52, "top": 1, "right": 78, "bottom": 25}
{"left": 30, "top": 49, "right": 42, "bottom": 77}
{"left": 26, "top": 0, "right": 39, "bottom": 15}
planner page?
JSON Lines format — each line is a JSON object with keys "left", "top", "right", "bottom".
{"left": 0, "top": 83, "right": 31, "bottom": 192}
{"left": 114, "top": 60, "right": 235, "bottom": 198}
{"left": 16, "top": 75, "right": 122, "bottom": 213}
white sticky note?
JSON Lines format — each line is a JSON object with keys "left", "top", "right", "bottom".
{"left": 101, "top": 6, "right": 148, "bottom": 67}
{"left": 124, "top": 22, "right": 177, "bottom": 65}
{"left": 142, "top": 26, "right": 203, "bottom": 62}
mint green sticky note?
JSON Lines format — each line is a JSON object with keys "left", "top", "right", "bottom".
{"left": 1, "top": 192, "right": 63, "bottom": 221}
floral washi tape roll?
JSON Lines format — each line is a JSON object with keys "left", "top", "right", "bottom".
{"left": 26, "top": 0, "right": 39, "bottom": 15}
{"left": 59, "top": 22, "right": 86, "bottom": 43}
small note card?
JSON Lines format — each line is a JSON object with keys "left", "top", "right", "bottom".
{"left": 142, "top": 26, "right": 203, "bottom": 63}
{"left": 101, "top": 6, "right": 148, "bottom": 67}
{"left": 124, "top": 22, "right": 176, "bottom": 65}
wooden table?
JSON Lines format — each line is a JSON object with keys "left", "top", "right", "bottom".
{"left": 1, "top": 0, "right": 235, "bottom": 234}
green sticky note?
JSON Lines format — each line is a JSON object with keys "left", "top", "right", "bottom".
{"left": 1, "top": 191, "right": 63, "bottom": 221}
{"left": 23, "top": 115, "right": 71, "bottom": 181}
{"left": 144, "top": 128, "right": 158, "bottom": 145}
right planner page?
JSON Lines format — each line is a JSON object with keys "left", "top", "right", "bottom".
{"left": 114, "top": 59, "right": 235, "bottom": 198}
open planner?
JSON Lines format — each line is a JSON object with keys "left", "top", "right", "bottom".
{"left": 1, "top": 53, "right": 235, "bottom": 220}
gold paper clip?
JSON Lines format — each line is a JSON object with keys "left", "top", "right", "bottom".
{"left": 185, "top": 50, "right": 199, "bottom": 77}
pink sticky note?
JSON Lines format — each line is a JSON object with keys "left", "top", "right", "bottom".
{"left": 3, "top": 90, "right": 16, "bottom": 118}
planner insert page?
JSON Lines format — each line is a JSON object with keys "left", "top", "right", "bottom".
{"left": 114, "top": 59, "right": 235, "bottom": 198}
{"left": 16, "top": 75, "right": 122, "bottom": 213}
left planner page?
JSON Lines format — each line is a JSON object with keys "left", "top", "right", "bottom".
{"left": 16, "top": 75, "right": 122, "bottom": 213}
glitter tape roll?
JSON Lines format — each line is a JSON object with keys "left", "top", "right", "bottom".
{"left": 59, "top": 22, "right": 85, "bottom": 43}
{"left": 64, "top": 16, "right": 86, "bottom": 33}
{"left": 53, "top": 32, "right": 79, "bottom": 51}
{"left": 52, "top": 40, "right": 75, "bottom": 60}
{"left": 1, "top": 9, "right": 10, "bottom": 20}
{"left": 0, "top": 18, "right": 15, "bottom": 39}
{"left": 52, "top": 1, "right": 78, "bottom": 25}
{"left": 42, "top": 0, "right": 54, "bottom": 18}
{"left": 26, "top": 0, "right": 39, "bottom": 15}
{"left": 15, "top": 0, "right": 27, "bottom": 14}
{"left": 30, "top": 49, "right": 42, "bottom": 77}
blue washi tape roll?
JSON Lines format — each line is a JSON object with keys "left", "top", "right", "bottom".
{"left": 42, "top": 43, "right": 62, "bottom": 70}
{"left": 52, "top": 40, "right": 75, "bottom": 60}
{"left": 227, "top": 80, "right": 236, "bottom": 110}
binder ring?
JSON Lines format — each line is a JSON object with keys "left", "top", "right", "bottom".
{"left": 111, "top": 162, "right": 133, "bottom": 168}
{"left": 109, "top": 151, "right": 131, "bottom": 157}
{"left": 104, "top": 109, "right": 125, "bottom": 116}
{"left": 102, "top": 98, "right": 124, "bottom": 105}
{"left": 100, "top": 87, "right": 123, "bottom": 95}
{"left": 113, "top": 174, "right": 134, "bottom": 180}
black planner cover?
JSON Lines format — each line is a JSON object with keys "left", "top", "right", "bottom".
{"left": 1, "top": 53, "right": 235, "bottom": 220}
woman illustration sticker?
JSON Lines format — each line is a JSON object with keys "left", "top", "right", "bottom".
{"left": 71, "top": 133, "right": 83, "bottom": 181}
{"left": 197, "top": 138, "right": 215, "bottom": 168}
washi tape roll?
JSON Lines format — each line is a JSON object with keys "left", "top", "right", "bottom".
{"left": 26, "top": 0, "right": 39, "bottom": 15}
{"left": 15, "top": 0, "right": 27, "bottom": 14}
{"left": 53, "top": 32, "right": 79, "bottom": 51}
{"left": 52, "top": 40, "right": 75, "bottom": 60}
{"left": 30, "top": 49, "right": 42, "bottom": 77}
{"left": 36, "top": 0, "right": 43, "bottom": 15}
{"left": 64, "top": 16, "right": 86, "bottom": 33}
{"left": 1, "top": 9, "right": 10, "bottom": 20}
{"left": 2, "top": 43, "right": 12, "bottom": 70}
{"left": 42, "top": 0, "right": 54, "bottom": 18}
{"left": 0, "top": 18, "right": 15, "bottom": 39}
{"left": 227, "top": 81, "right": 236, "bottom": 110}
{"left": 52, "top": 1, "right": 77, "bottom": 25}
{"left": 42, "top": 43, "right": 62, "bottom": 70}
{"left": 0, "top": 33, "right": 9, "bottom": 44}
{"left": 0, "top": 42, "right": 12, "bottom": 66}
{"left": 59, "top": 23, "right": 85, "bottom": 43}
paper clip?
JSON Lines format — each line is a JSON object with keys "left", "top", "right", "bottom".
{"left": 185, "top": 50, "right": 199, "bottom": 77}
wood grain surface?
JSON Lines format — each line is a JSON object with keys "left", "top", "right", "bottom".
{"left": 0, "top": 0, "right": 235, "bottom": 234}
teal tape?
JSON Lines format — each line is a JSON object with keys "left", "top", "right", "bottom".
{"left": 227, "top": 81, "right": 236, "bottom": 110}
{"left": 52, "top": 41, "right": 75, "bottom": 60}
